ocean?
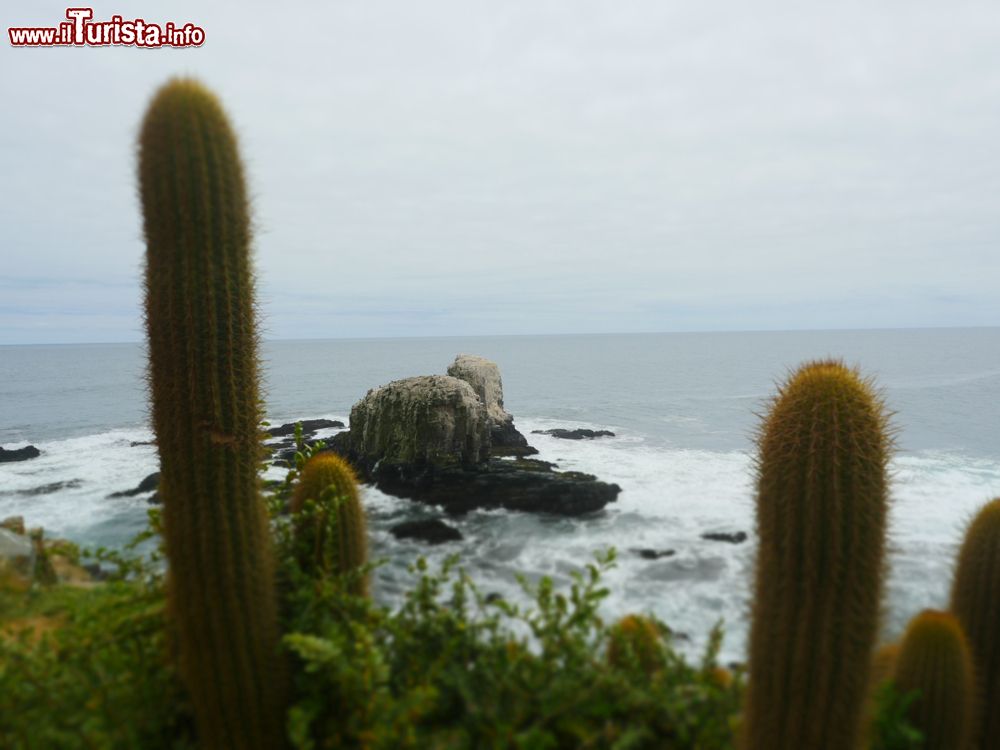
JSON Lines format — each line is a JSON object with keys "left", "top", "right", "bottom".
{"left": 1, "top": 328, "right": 998, "bottom": 663}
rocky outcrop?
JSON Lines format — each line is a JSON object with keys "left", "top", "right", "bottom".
{"left": 108, "top": 472, "right": 159, "bottom": 498}
{"left": 447, "top": 355, "right": 531, "bottom": 453}
{"left": 701, "top": 531, "right": 748, "bottom": 544}
{"left": 0, "top": 445, "right": 41, "bottom": 462}
{"left": 326, "top": 360, "right": 620, "bottom": 516}
{"left": 361, "top": 455, "right": 620, "bottom": 516}
{"left": 531, "top": 428, "right": 615, "bottom": 440}
{"left": 345, "top": 375, "right": 490, "bottom": 468}
{"left": 267, "top": 418, "right": 344, "bottom": 437}
{"left": 390, "top": 519, "right": 463, "bottom": 544}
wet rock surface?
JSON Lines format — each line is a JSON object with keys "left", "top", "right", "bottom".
{"left": 267, "top": 419, "right": 344, "bottom": 437}
{"left": 632, "top": 547, "right": 676, "bottom": 560}
{"left": 700, "top": 531, "right": 748, "bottom": 544}
{"left": 531, "top": 428, "right": 616, "bottom": 440}
{"left": 0, "top": 445, "right": 41, "bottom": 462}
{"left": 108, "top": 472, "right": 160, "bottom": 498}
{"left": 390, "top": 519, "right": 463, "bottom": 544}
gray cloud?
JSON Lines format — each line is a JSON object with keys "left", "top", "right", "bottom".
{"left": 2, "top": 0, "right": 998, "bottom": 343}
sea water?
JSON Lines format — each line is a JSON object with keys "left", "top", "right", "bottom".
{"left": 1, "top": 328, "right": 998, "bottom": 662}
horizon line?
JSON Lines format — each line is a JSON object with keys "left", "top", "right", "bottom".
{"left": 1, "top": 323, "right": 998, "bottom": 347}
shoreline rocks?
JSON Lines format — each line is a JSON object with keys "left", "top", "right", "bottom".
{"left": 390, "top": 519, "right": 463, "bottom": 544}
{"left": 266, "top": 418, "right": 344, "bottom": 437}
{"left": 0, "top": 445, "right": 41, "bottom": 463}
{"left": 701, "top": 531, "right": 748, "bottom": 544}
{"left": 108, "top": 472, "right": 160, "bottom": 498}
{"left": 531, "top": 428, "right": 616, "bottom": 440}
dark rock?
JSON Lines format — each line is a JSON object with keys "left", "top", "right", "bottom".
{"left": 0, "top": 445, "right": 41, "bottom": 462}
{"left": 108, "top": 472, "right": 160, "bottom": 498}
{"left": 267, "top": 419, "right": 345, "bottom": 437}
{"left": 130, "top": 440, "right": 156, "bottom": 447}
{"left": 390, "top": 519, "right": 463, "bottom": 544}
{"left": 485, "top": 592, "right": 504, "bottom": 604}
{"left": 353, "top": 455, "right": 620, "bottom": 516}
{"left": 632, "top": 548, "right": 676, "bottom": 560}
{"left": 530, "top": 428, "right": 615, "bottom": 440}
{"left": 701, "top": 531, "right": 748, "bottom": 544}
{"left": 146, "top": 491, "right": 161, "bottom": 505}
{"left": 490, "top": 442, "right": 539, "bottom": 458}
{"left": 0, "top": 479, "right": 83, "bottom": 497}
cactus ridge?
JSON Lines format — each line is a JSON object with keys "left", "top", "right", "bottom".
{"left": 870, "top": 642, "right": 901, "bottom": 691}
{"left": 139, "top": 78, "right": 286, "bottom": 749}
{"left": 950, "top": 496, "right": 1000, "bottom": 748}
{"left": 744, "top": 360, "right": 891, "bottom": 750}
{"left": 892, "top": 609, "right": 975, "bottom": 750}
{"left": 292, "top": 453, "right": 368, "bottom": 595}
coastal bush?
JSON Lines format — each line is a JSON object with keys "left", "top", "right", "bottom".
{"left": 0, "top": 521, "right": 195, "bottom": 748}
{"left": 744, "top": 360, "right": 892, "bottom": 750}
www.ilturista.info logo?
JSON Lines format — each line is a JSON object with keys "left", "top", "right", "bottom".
{"left": 9, "top": 8, "right": 205, "bottom": 48}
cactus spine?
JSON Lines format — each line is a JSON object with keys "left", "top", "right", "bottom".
{"left": 890, "top": 609, "right": 975, "bottom": 750}
{"left": 744, "top": 360, "right": 891, "bottom": 750}
{"left": 291, "top": 453, "right": 368, "bottom": 595}
{"left": 950, "top": 496, "right": 1000, "bottom": 748}
{"left": 139, "top": 79, "right": 286, "bottom": 748}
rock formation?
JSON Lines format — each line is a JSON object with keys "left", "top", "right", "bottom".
{"left": 326, "top": 358, "right": 620, "bottom": 516}
{"left": 346, "top": 375, "right": 490, "bottom": 467}
{"left": 447, "top": 354, "right": 531, "bottom": 452}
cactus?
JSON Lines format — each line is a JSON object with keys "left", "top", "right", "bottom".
{"left": 291, "top": 453, "right": 368, "bottom": 595}
{"left": 606, "top": 614, "right": 664, "bottom": 674}
{"left": 891, "top": 610, "right": 975, "bottom": 750}
{"left": 743, "top": 360, "right": 891, "bottom": 750}
{"left": 138, "top": 78, "right": 286, "bottom": 748}
{"left": 950, "top": 496, "right": 1000, "bottom": 748}
{"left": 870, "top": 642, "right": 901, "bottom": 691}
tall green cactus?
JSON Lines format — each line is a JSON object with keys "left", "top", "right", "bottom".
{"left": 139, "top": 78, "right": 286, "bottom": 748}
{"left": 291, "top": 453, "right": 368, "bottom": 595}
{"left": 743, "top": 360, "right": 891, "bottom": 750}
{"left": 891, "top": 609, "right": 975, "bottom": 750}
{"left": 950, "top": 496, "right": 1000, "bottom": 748}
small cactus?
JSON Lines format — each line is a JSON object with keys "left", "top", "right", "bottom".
{"left": 870, "top": 642, "right": 901, "bottom": 691}
{"left": 892, "top": 610, "right": 975, "bottom": 750}
{"left": 950, "top": 496, "right": 1000, "bottom": 748}
{"left": 744, "top": 360, "right": 892, "bottom": 750}
{"left": 291, "top": 453, "right": 368, "bottom": 595}
{"left": 606, "top": 614, "right": 664, "bottom": 674}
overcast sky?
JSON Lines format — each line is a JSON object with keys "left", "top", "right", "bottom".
{"left": 2, "top": 1, "right": 999, "bottom": 344}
